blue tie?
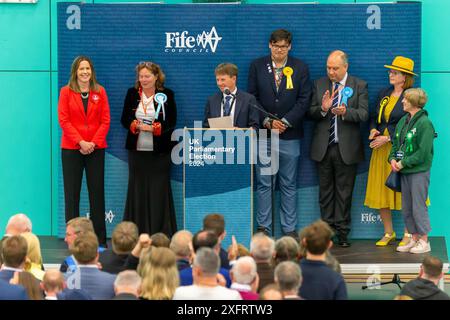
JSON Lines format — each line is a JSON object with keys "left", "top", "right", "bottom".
{"left": 329, "top": 82, "right": 340, "bottom": 145}
{"left": 223, "top": 95, "right": 232, "bottom": 117}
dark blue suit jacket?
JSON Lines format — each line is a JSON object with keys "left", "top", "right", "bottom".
{"left": 247, "top": 55, "right": 312, "bottom": 139}
{"left": 0, "top": 279, "right": 28, "bottom": 300}
{"left": 65, "top": 266, "right": 116, "bottom": 300}
{"left": 369, "top": 86, "right": 407, "bottom": 140}
{"left": 203, "top": 89, "right": 260, "bottom": 129}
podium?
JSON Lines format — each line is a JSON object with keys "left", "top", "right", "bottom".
{"left": 183, "top": 128, "right": 254, "bottom": 248}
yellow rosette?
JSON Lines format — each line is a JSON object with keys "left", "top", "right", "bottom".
{"left": 283, "top": 67, "right": 294, "bottom": 90}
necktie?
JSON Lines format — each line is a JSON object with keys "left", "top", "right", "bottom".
{"left": 223, "top": 95, "right": 232, "bottom": 117}
{"left": 329, "top": 82, "right": 340, "bottom": 145}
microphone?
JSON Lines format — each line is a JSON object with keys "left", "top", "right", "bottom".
{"left": 249, "top": 102, "right": 292, "bottom": 128}
{"left": 223, "top": 87, "right": 235, "bottom": 97}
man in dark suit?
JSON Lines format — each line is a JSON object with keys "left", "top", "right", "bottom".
{"left": 248, "top": 29, "right": 312, "bottom": 237}
{"left": 204, "top": 62, "right": 259, "bottom": 129}
{"left": 309, "top": 50, "right": 369, "bottom": 247}
{"left": 112, "top": 270, "right": 141, "bottom": 300}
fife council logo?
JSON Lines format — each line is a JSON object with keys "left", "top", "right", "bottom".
{"left": 165, "top": 26, "right": 222, "bottom": 54}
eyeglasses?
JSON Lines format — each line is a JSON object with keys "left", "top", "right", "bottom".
{"left": 271, "top": 44, "right": 290, "bottom": 51}
{"left": 139, "top": 61, "right": 154, "bottom": 67}
{"left": 388, "top": 70, "right": 402, "bottom": 76}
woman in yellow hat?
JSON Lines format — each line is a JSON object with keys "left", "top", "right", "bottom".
{"left": 364, "top": 56, "right": 416, "bottom": 247}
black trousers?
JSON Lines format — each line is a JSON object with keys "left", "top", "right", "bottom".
{"left": 61, "top": 149, "right": 106, "bottom": 245}
{"left": 317, "top": 143, "right": 357, "bottom": 239}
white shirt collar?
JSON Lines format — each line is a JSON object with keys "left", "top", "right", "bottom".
{"left": 1, "top": 266, "right": 23, "bottom": 272}
{"left": 78, "top": 264, "right": 99, "bottom": 269}
{"left": 230, "top": 283, "right": 252, "bottom": 292}
{"left": 335, "top": 72, "right": 348, "bottom": 88}
{"left": 45, "top": 296, "right": 58, "bottom": 300}
{"left": 223, "top": 87, "right": 237, "bottom": 98}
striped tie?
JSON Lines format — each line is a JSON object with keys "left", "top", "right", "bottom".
{"left": 223, "top": 95, "right": 232, "bottom": 117}
{"left": 329, "top": 82, "right": 340, "bottom": 145}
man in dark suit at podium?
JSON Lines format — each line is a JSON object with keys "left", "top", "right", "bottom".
{"left": 309, "top": 50, "right": 368, "bottom": 247}
{"left": 203, "top": 62, "right": 259, "bottom": 129}
{"left": 247, "top": 29, "right": 312, "bottom": 237}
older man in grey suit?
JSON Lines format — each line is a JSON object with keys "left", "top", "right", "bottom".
{"left": 309, "top": 50, "right": 368, "bottom": 247}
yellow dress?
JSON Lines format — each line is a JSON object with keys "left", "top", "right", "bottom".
{"left": 364, "top": 96, "right": 402, "bottom": 210}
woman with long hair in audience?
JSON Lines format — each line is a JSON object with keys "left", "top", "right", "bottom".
{"left": 364, "top": 56, "right": 416, "bottom": 247}
{"left": 121, "top": 61, "right": 177, "bottom": 237}
{"left": 58, "top": 55, "right": 110, "bottom": 247}
{"left": 21, "top": 232, "right": 45, "bottom": 281}
{"left": 137, "top": 247, "right": 179, "bottom": 300}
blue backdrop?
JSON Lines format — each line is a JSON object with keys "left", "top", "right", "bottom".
{"left": 57, "top": 2, "right": 421, "bottom": 245}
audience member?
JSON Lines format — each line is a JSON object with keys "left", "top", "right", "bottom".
{"left": 203, "top": 213, "right": 230, "bottom": 269}
{"left": 21, "top": 232, "right": 45, "bottom": 280}
{"left": 400, "top": 256, "right": 450, "bottom": 300}
{"left": 0, "top": 235, "right": 28, "bottom": 282}
{"left": 41, "top": 270, "right": 65, "bottom": 300}
{"left": 230, "top": 256, "right": 259, "bottom": 300}
{"left": 112, "top": 270, "right": 141, "bottom": 300}
{"left": 170, "top": 230, "right": 193, "bottom": 271}
{"left": 99, "top": 221, "right": 138, "bottom": 274}
{"left": 138, "top": 247, "right": 179, "bottom": 300}
{"left": 273, "top": 236, "right": 300, "bottom": 266}
{"left": 60, "top": 217, "right": 95, "bottom": 273}
{"left": 66, "top": 232, "right": 116, "bottom": 300}
{"left": 259, "top": 283, "right": 283, "bottom": 300}
{"left": 299, "top": 220, "right": 347, "bottom": 300}
{"left": 275, "top": 261, "right": 303, "bottom": 300}
{"left": 173, "top": 247, "right": 241, "bottom": 300}
{"left": 0, "top": 279, "right": 28, "bottom": 300}
{"left": 250, "top": 233, "right": 275, "bottom": 292}
{"left": 150, "top": 232, "right": 170, "bottom": 248}
{"left": 179, "top": 230, "right": 232, "bottom": 287}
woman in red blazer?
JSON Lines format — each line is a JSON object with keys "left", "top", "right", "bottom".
{"left": 58, "top": 56, "right": 110, "bottom": 247}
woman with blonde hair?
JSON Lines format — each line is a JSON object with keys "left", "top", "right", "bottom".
{"left": 137, "top": 247, "right": 179, "bottom": 300}
{"left": 21, "top": 232, "right": 45, "bottom": 281}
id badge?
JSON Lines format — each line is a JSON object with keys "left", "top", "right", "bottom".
{"left": 142, "top": 118, "right": 153, "bottom": 125}
{"left": 396, "top": 150, "right": 404, "bottom": 160}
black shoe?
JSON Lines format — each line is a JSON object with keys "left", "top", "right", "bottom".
{"left": 338, "top": 238, "right": 351, "bottom": 248}
{"left": 285, "top": 231, "right": 299, "bottom": 242}
{"left": 256, "top": 226, "right": 270, "bottom": 236}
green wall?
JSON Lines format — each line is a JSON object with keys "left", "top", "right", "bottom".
{"left": 1, "top": 1, "right": 448, "bottom": 252}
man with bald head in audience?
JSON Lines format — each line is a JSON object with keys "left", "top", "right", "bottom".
{"left": 309, "top": 50, "right": 368, "bottom": 247}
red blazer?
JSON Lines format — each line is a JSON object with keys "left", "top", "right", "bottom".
{"left": 58, "top": 85, "right": 111, "bottom": 149}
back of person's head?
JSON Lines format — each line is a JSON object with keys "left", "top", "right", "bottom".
{"left": 170, "top": 230, "right": 193, "bottom": 258}
{"left": 231, "top": 256, "right": 257, "bottom": 285}
{"left": 111, "top": 222, "right": 138, "bottom": 255}
{"left": 274, "top": 236, "right": 300, "bottom": 266}
{"left": 138, "top": 247, "right": 179, "bottom": 300}
{"left": 114, "top": 270, "right": 141, "bottom": 296}
{"left": 71, "top": 232, "right": 98, "bottom": 264}
{"left": 42, "top": 270, "right": 65, "bottom": 294}
{"left": 421, "top": 256, "right": 443, "bottom": 279}
{"left": 259, "top": 283, "right": 283, "bottom": 300}
{"left": 274, "top": 261, "right": 302, "bottom": 293}
{"left": 250, "top": 233, "right": 275, "bottom": 262}
{"left": 150, "top": 232, "right": 170, "bottom": 248}
{"left": 203, "top": 213, "right": 226, "bottom": 238}
{"left": 194, "top": 247, "right": 220, "bottom": 277}
{"left": 302, "top": 220, "right": 333, "bottom": 255}
{"left": 19, "top": 271, "right": 43, "bottom": 300}
{"left": 325, "top": 252, "right": 342, "bottom": 274}
{"left": 67, "top": 217, "right": 94, "bottom": 235}
{"left": 2, "top": 235, "right": 28, "bottom": 268}
{"left": 192, "top": 230, "right": 219, "bottom": 252}
{"left": 21, "top": 232, "right": 42, "bottom": 266}
{"left": 6, "top": 213, "right": 32, "bottom": 234}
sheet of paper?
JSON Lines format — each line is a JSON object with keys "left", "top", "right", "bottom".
{"left": 207, "top": 116, "right": 234, "bottom": 129}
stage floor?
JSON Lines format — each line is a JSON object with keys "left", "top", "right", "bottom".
{"left": 39, "top": 236, "right": 449, "bottom": 274}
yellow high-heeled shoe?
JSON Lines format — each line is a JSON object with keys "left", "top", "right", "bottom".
{"left": 376, "top": 232, "right": 396, "bottom": 246}
{"left": 399, "top": 233, "right": 412, "bottom": 246}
